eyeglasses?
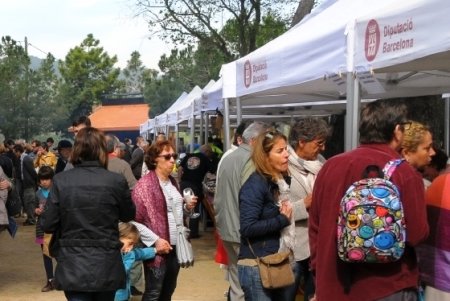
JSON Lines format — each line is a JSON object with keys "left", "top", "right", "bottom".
{"left": 399, "top": 121, "right": 412, "bottom": 131}
{"left": 313, "top": 139, "right": 326, "bottom": 148}
{"left": 158, "top": 153, "right": 178, "bottom": 160}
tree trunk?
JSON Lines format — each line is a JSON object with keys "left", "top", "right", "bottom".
{"left": 291, "top": 0, "right": 315, "bottom": 27}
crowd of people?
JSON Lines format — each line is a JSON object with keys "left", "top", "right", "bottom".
{"left": 214, "top": 100, "right": 450, "bottom": 301}
{"left": 1, "top": 99, "right": 450, "bottom": 301}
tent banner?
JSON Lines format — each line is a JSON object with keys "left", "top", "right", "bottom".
{"left": 353, "top": 0, "right": 450, "bottom": 70}
{"left": 235, "top": 56, "right": 283, "bottom": 96}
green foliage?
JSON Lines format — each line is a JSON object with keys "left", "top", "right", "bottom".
{"left": 0, "top": 37, "right": 65, "bottom": 140}
{"left": 221, "top": 12, "right": 288, "bottom": 56}
{"left": 121, "top": 51, "right": 148, "bottom": 94}
{"left": 0, "top": 36, "right": 29, "bottom": 138}
{"left": 134, "top": 0, "right": 296, "bottom": 59}
{"left": 58, "top": 34, "right": 121, "bottom": 121}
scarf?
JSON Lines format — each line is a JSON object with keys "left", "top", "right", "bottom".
{"left": 132, "top": 170, "right": 177, "bottom": 267}
{"left": 277, "top": 177, "right": 296, "bottom": 254}
{"left": 287, "top": 145, "right": 325, "bottom": 194}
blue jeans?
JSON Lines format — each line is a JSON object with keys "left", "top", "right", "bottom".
{"left": 283, "top": 259, "right": 315, "bottom": 301}
{"left": 238, "top": 264, "right": 289, "bottom": 301}
{"left": 141, "top": 249, "right": 180, "bottom": 301}
{"left": 64, "top": 290, "right": 115, "bottom": 301}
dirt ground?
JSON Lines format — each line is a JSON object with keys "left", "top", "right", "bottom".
{"left": 0, "top": 216, "right": 228, "bottom": 301}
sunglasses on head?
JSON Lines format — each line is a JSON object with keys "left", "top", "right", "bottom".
{"left": 158, "top": 153, "right": 178, "bottom": 160}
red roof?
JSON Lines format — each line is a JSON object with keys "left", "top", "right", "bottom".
{"left": 89, "top": 104, "right": 149, "bottom": 131}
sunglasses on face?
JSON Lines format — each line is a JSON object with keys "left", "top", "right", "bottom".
{"left": 158, "top": 153, "right": 178, "bottom": 160}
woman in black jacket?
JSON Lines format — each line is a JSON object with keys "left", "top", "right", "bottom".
{"left": 42, "top": 127, "right": 135, "bottom": 301}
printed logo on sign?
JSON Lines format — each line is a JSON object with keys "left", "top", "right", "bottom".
{"left": 365, "top": 19, "right": 380, "bottom": 62}
{"left": 244, "top": 60, "right": 252, "bottom": 88}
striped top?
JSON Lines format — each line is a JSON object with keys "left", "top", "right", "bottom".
{"left": 159, "top": 179, "right": 184, "bottom": 245}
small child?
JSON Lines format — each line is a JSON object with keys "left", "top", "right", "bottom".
{"left": 115, "top": 222, "right": 157, "bottom": 301}
{"left": 34, "top": 165, "right": 55, "bottom": 292}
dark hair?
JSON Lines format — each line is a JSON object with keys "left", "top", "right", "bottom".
{"left": 70, "top": 127, "right": 108, "bottom": 168}
{"left": 289, "top": 118, "right": 331, "bottom": 148}
{"left": 4, "top": 139, "right": 15, "bottom": 147}
{"left": 46, "top": 137, "right": 54, "bottom": 144}
{"left": 31, "top": 140, "right": 42, "bottom": 147}
{"left": 144, "top": 140, "right": 174, "bottom": 171}
{"left": 72, "top": 115, "right": 91, "bottom": 127}
{"left": 252, "top": 131, "right": 288, "bottom": 182}
{"left": 40, "top": 142, "right": 49, "bottom": 151}
{"left": 232, "top": 121, "right": 251, "bottom": 146}
{"left": 38, "top": 166, "right": 54, "bottom": 181}
{"left": 359, "top": 99, "right": 408, "bottom": 144}
{"left": 13, "top": 144, "right": 24, "bottom": 153}
{"left": 430, "top": 145, "right": 449, "bottom": 172}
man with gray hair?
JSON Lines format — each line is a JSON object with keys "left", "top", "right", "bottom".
{"left": 284, "top": 117, "right": 331, "bottom": 301}
{"left": 214, "top": 121, "right": 271, "bottom": 301}
{"left": 106, "top": 135, "right": 137, "bottom": 190}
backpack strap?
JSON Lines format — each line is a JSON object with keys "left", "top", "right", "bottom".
{"left": 382, "top": 159, "right": 404, "bottom": 180}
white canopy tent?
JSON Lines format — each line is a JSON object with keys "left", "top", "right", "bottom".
{"left": 345, "top": 0, "right": 450, "bottom": 150}
{"left": 220, "top": 0, "right": 450, "bottom": 150}
{"left": 220, "top": 0, "right": 394, "bottom": 150}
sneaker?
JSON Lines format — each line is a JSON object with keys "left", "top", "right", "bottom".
{"left": 130, "top": 286, "right": 143, "bottom": 296}
{"left": 41, "top": 279, "right": 54, "bottom": 292}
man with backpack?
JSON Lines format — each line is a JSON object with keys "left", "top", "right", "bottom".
{"left": 309, "top": 99, "right": 429, "bottom": 301}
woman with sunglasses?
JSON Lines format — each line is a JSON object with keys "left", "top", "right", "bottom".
{"left": 132, "top": 140, "right": 197, "bottom": 301}
{"left": 238, "top": 131, "right": 293, "bottom": 301}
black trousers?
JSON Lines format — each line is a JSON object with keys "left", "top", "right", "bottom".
{"left": 141, "top": 249, "right": 180, "bottom": 301}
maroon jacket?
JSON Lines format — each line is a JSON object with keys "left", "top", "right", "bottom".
{"left": 309, "top": 144, "right": 429, "bottom": 301}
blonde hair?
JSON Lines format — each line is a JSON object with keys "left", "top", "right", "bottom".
{"left": 119, "top": 222, "right": 140, "bottom": 245}
{"left": 251, "top": 131, "right": 287, "bottom": 182}
{"left": 401, "top": 121, "right": 430, "bottom": 153}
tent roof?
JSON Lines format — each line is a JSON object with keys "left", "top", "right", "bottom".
{"left": 90, "top": 104, "right": 149, "bottom": 131}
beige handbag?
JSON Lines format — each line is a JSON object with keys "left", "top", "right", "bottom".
{"left": 247, "top": 239, "right": 294, "bottom": 289}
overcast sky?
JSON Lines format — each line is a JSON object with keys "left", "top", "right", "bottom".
{"left": 1, "top": 0, "right": 170, "bottom": 70}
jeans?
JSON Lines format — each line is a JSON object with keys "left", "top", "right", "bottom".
{"left": 376, "top": 289, "right": 418, "bottom": 301}
{"left": 238, "top": 264, "right": 288, "bottom": 301}
{"left": 283, "top": 259, "right": 315, "bottom": 301}
{"left": 64, "top": 290, "right": 115, "bottom": 301}
{"left": 141, "top": 249, "right": 180, "bottom": 301}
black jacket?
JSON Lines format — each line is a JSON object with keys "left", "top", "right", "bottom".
{"left": 22, "top": 155, "right": 37, "bottom": 189}
{"left": 238, "top": 172, "right": 291, "bottom": 259}
{"left": 41, "top": 161, "right": 135, "bottom": 291}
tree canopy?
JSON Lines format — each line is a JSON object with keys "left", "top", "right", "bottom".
{"left": 58, "top": 34, "right": 121, "bottom": 121}
{"left": 133, "top": 0, "right": 296, "bottom": 60}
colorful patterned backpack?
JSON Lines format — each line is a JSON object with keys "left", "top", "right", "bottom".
{"left": 337, "top": 159, "right": 406, "bottom": 263}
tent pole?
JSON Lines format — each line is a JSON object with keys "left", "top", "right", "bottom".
{"left": 236, "top": 97, "right": 242, "bottom": 124}
{"left": 345, "top": 72, "right": 360, "bottom": 151}
{"left": 175, "top": 124, "right": 179, "bottom": 153}
{"left": 190, "top": 104, "right": 195, "bottom": 152}
{"left": 204, "top": 113, "right": 209, "bottom": 144}
{"left": 190, "top": 117, "right": 195, "bottom": 153}
{"left": 444, "top": 94, "right": 450, "bottom": 154}
{"left": 199, "top": 111, "right": 204, "bottom": 145}
{"left": 224, "top": 98, "right": 231, "bottom": 151}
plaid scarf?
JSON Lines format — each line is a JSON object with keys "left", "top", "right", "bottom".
{"left": 132, "top": 170, "right": 178, "bottom": 267}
